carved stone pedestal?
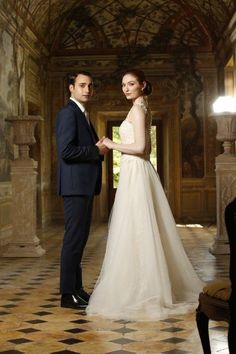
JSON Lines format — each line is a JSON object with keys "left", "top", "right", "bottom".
{"left": 210, "top": 154, "right": 236, "bottom": 255}
{"left": 210, "top": 111, "right": 236, "bottom": 255}
{"left": 3, "top": 159, "right": 45, "bottom": 257}
{"left": 3, "top": 116, "right": 45, "bottom": 257}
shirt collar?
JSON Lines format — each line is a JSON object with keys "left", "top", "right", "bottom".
{"left": 70, "top": 97, "right": 86, "bottom": 113}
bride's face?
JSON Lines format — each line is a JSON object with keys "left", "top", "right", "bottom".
{"left": 122, "top": 74, "right": 144, "bottom": 101}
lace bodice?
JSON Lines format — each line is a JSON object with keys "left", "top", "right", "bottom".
{"left": 119, "top": 102, "right": 152, "bottom": 159}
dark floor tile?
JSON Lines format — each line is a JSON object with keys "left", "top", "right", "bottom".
{"left": 161, "top": 337, "right": 186, "bottom": 344}
{"left": 1, "top": 304, "right": 18, "bottom": 308}
{"left": 161, "top": 327, "right": 184, "bottom": 333}
{"left": 65, "top": 328, "right": 87, "bottom": 334}
{"left": 112, "top": 327, "right": 137, "bottom": 334}
{"left": 114, "top": 320, "right": 133, "bottom": 324}
{"left": 8, "top": 298, "right": 22, "bottom": 302}
{"left": 70, "top": 319, "right": 91, "bottom": 324}
{"left": 161, "top": 318, "right": 182, "bottom": 323}
{"left": 110, "top": 338, "right": 136, "bottom": 345}
{"left": 8, "top": 338, "right": 33, "bottom": 344}
{"left": 33, "top": 311, "right": 52, "bottom": 316}
{"left": 26, "top": 319, "right": 46, "bottom": 324}
{"left": 59, "top": 338, "right": 84, "bottom": 345}
{"left": 18, "top": 328, "right": 40, "bottom": 333}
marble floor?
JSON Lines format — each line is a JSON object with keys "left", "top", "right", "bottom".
{"left": 0, "top": 222, "right": 230, "bottom": 354}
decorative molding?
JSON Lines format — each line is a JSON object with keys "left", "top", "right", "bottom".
{"left": 0, "top": 182, "right": 12, "bottom": 200}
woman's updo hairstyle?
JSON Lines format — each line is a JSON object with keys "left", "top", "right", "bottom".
{"left": 122, "top": 69, "right": 152, "bottom": 96}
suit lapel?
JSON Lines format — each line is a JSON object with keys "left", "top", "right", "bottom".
{"left": 90, "top": 122, "right": 99, "bottom": 142}
{"left": 67, "top": 100, "right": 98, "bottom": 143}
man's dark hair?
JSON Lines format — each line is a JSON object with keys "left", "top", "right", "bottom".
{"left": 66, "top": 71, "right": 93, "bottom": 87}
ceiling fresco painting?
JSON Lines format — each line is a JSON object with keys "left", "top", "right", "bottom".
{"left": 0, "top": 0, "right": 235, "bottom": 53}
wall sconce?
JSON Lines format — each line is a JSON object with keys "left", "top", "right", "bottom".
{"left": 213, "top": 96, "right": 236, "bottom": 154}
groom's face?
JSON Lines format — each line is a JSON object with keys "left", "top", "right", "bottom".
{"left": 69, "top": 74, "right": 93, "bottom": 104}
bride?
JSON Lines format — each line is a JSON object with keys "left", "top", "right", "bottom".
{"left": 86, "top": 69, "right": 203, "bottom": 321}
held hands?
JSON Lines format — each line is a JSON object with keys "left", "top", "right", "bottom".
{"left": 102, "top": 137, "right": 114, "bottom": 150}
{"left": 96, "top": 136, "right": 109, "bottom": 155}
{"left": 96, "top": 136, "right": 115, "bottom": 155}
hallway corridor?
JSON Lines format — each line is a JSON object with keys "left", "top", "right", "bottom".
{"left": 0, "top": 223, "right": 229, "bottom": 353}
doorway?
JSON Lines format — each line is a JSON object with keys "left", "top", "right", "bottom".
{"left": 107, "top": 119, "right": 163, "bottom": 212}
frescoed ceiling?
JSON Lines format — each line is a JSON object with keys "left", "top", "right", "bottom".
{"left": 1, "top": 0, "right": 236, "bottom": 53}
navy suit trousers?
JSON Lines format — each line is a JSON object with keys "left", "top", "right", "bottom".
{"left": 60, "top": 195, "right": 94, "bottom": 294}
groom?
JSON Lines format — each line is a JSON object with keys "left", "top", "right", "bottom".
{"left": 56, "top": 71, "right": 108, "bottom": 309}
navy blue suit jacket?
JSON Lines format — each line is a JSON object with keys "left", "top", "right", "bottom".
{"left": 56, "top": 100, "right": 102, "bottom": 196}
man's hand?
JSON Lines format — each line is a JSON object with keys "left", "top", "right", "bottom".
{"left": 96, "top": 137, "right": 109, "bottom": 155}
{"left": 103, "top": 137, "right": 114, "bottom": 149}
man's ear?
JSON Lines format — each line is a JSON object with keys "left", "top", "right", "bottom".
{"left": 69, "top": 84, "right": 74, "bottom": 93}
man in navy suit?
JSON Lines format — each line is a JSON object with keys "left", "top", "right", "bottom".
{"left": 56, "top": 71, "right": 108, "bottom": 309}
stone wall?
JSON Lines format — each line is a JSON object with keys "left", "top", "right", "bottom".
{"left": 0, "top": 29, "right": 16, "bottom": 245}
{"left": 0, "top": 23, "right": 51, "bottom": 248}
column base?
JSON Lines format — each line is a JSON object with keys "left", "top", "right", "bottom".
{"left": 2, "top": 243, "right": 46, "bottom": 257}
{"left": 209, "top": 239, "right": 230, "bottom": 255}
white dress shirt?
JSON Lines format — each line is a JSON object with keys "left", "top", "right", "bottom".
{"left": 70, "top": 97, "right": 90, "bottom": 124}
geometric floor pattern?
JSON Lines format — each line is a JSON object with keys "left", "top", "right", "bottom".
{"left": 0, "top": 222, "right": 229, "bottom": 353}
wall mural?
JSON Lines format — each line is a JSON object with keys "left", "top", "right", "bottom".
{"left": 1, "top": 0, "right": 234, "bottom": 53}
{"left": 173, "top": 45, "right": 204, "bottom": 178}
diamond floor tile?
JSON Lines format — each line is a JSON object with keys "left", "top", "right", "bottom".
{"left": 0, "top": 223, "right": 229, "bottom": 353}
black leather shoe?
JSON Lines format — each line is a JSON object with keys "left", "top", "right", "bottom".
{"left": 76, "top": 288, "right": 90, "bottom": 302}
{"left": 61, "top": 294, "right": 88, "bottom": 309}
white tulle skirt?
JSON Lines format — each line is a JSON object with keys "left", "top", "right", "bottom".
{"left": 86, "top": 155, "right": 203, "bottom": 321}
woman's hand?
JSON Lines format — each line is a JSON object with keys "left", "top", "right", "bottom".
{"left": 96, "top": 136, "right": 109, "bottom": 155}
{"left": 103, "top": 137, "right": 115, "bottom": 149}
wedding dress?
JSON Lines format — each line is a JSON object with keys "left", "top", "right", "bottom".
{"left": 86, "top": 102, "right": 203, "bottom": 321}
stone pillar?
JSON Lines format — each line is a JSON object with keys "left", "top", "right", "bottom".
{"left": 210, "top": 112, "right": 236, "bottom": 255}
{"left": 211, "top": 154, "right": 236, "bottom": 254}
{"left": 3, "top": 116, "right": 45, "bottom": 257}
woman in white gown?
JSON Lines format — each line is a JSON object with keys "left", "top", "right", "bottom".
{"left": 86, "top": 69, "right": 203, "bottom": 321}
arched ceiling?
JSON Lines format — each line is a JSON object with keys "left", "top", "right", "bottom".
{"left": 1, "top": 0, "right": 236, "bottom": 54}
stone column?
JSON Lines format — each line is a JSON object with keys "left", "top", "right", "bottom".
{"left": 210, "top": 112, "right": 236, "bottom": 255}
{"left": 3, "top": 116, "right": 45, "bottom": 257}
{"left": 211, "top": 154, "right": 236, "bottom": 254}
